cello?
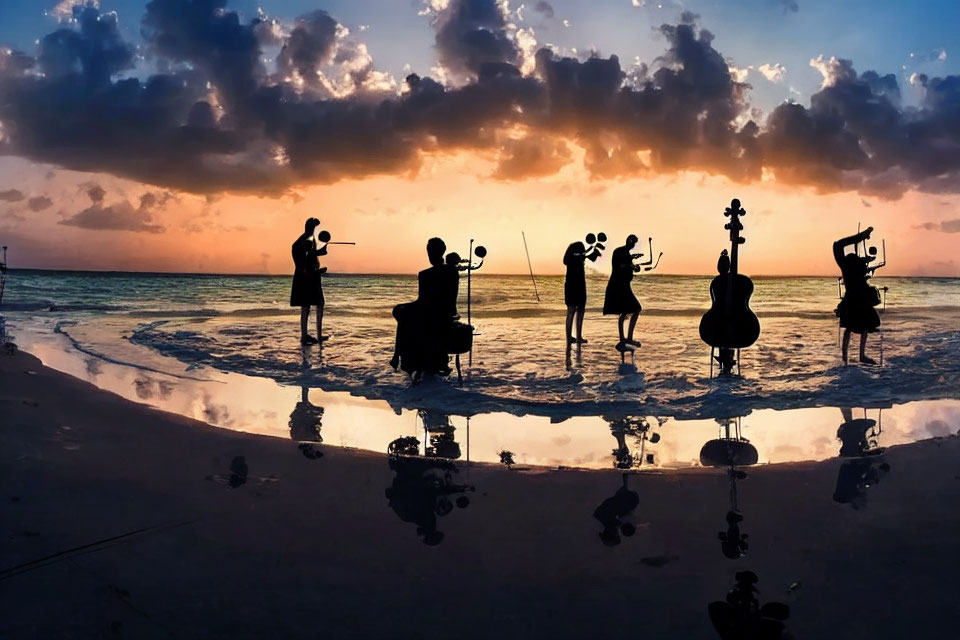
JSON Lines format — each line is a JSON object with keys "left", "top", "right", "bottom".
{"left": 698, "top": 199, "right": 760, "bottom": 374}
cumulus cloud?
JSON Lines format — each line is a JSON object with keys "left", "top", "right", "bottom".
{"left": 757, "top": 62, "right": 785, "bottom": 83}
{"left": 809, "top": 55, "right": 856, "bottom": 88}
{"left": 47, "top": 0, "right": 100, "bottom": 23}
{"left": 0, "top": 0, "right": 959, "bottom": 200}
{"left": 60, "top": 190, "right": 173, "bottom": 233}
{"left": 0, "top": 189, "right": 25, "bottom": 202}
{"left": 909, "top": 48, "right": 947, "bottom": 63}
{"left": 431, "top": 0, "right": 521, "bottom": 81}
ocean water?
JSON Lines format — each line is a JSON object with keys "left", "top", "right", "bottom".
{"left": 3, "top": 269, "right": 959, "bottom": 420}
{"left": 3, "top": 269, "right": 960, "bottom": 469}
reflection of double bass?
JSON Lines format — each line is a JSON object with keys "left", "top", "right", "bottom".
{"left": 699, "top": 199, "right": 760, "bottom": 375}
{"left": 700, "top": 416, "right": 759, "bottom": 560}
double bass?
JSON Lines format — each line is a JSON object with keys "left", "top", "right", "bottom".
{"left": 698, "top": 199, "right": 760, "bottom": 374}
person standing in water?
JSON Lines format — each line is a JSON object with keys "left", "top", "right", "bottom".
{"left": 290, "top": 217, "right": 327, "bottom": 345}
{"left": 833, "top": 226, "right": 881, "bottom": 365}
{"left": 563, "top": 238, "right": 602, "bottom": 345}
{"left": 603, "top": 235, "right": 643, "bottom": 352}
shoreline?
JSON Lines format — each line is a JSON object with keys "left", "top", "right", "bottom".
{"left": 3, "top": 349, "right": 960, "bottom": 637}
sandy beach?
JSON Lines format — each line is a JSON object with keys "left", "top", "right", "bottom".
{"left": 2, "top": 348, "right": 959, "bottom": 639}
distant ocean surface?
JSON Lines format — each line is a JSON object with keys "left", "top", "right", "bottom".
{"left": 3, "top": 269, "right": 960, "bottom": 418}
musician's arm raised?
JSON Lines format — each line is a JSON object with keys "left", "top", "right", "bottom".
{"left": 833, "top": 227, "right": 872, "bottom": 267}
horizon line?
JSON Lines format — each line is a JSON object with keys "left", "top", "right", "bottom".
{"left": 4, "top": 266, "right": 955, "bottom": 279}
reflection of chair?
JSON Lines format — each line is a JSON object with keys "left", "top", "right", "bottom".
{"left": 606, "top": 416, "right": 660, "bottom": 470}
{"left": 834, "top": 408, "right": 889, "bottom": 509}
{"left": 418, "top": 409, "right": 463, "bottom": 461}
{"left": 837, "top": 408, "right": 885, "bottom": 458}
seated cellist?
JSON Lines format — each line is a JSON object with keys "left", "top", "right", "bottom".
{"left": 390, "top": 237, "right": 459, "bottom": 378}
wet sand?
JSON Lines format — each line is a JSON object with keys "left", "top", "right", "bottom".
{"left": 2, "top": 349, "right": 960, "bottom": 639}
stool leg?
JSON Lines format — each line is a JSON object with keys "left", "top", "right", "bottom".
{"left": 456, "top": 354, "right": 463, "bottom": 384}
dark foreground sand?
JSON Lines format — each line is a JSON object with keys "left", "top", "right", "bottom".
{"left": 2, "top": 350, "right": 960, "bottom": 639}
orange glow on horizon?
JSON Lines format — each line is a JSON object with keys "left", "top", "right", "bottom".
{"left": 1, "top": 152, "right": 958, "bottom": 278}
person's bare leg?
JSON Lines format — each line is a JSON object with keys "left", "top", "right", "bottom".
{"left": 618, "top": 314, "right": 627, "bottom": 344}
{"left": 576, "top": 307, "right": 586, "bottom": 343}
{"left": 316, "top": 305, "right": 325, "bottom": 341}
{"left": 300, "top": 307, "right": 310, "bottom": 341}
{"left": 841, "top": 329, "right": 851, "bottom": 364}
{"left": 565, "top": 307, "right": 576, "bottom": 344}
{"left": 626, "top": 311, "right": 640, "bottom": 346}
{"left": 859, "top": 332, "right": 875, "bottom": 364}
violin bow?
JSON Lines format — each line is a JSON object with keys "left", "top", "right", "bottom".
{"left": 522, "top": 231, "right": 540, "bottom": 303}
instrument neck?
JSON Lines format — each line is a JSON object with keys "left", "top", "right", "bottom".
{"left": 729, "top": 215, "right": 742, "bottom": 276}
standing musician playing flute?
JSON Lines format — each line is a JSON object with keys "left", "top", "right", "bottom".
{"left": 290, "top": 217, "right": 328, "bottom": 345}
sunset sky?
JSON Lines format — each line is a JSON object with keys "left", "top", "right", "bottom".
{"left": 1, "top": 0, "right": 958, "bottom": 276}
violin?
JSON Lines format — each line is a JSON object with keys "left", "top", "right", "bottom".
{"left": 698, "top": 199, "right": 761, "bottom": 356}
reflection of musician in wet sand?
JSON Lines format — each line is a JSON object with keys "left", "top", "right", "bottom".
{"left": 833, "top": 407, "right": 889, "bottom": 509}
{"left": 390, "top": 237, "right": 460, "bottom": 379}
{"left": 603, "top": 235, "right": 643, "bottom": 353}
{"left": 289, "top": 386, "right": 324, "bottom": 459}
{"left": 385, "top": 436, "right": 474, "bottom": 546}
{"left": 290, "top": 217, "right": 328, "bottom": 346}
{"left": 834, "top": 227, "right": 881, "bottom": 365}
{"left": 563, "top": 239, "right": 601, "bottom": 345}
{"left": 593, "top": 473, "right": 639, "bottom": 546}
{"left": 708, "top": 570, "right": 790, "bottom": 640}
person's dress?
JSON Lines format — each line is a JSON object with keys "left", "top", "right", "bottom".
{"left": 563, "top": 243, "right": 587, "bottom": 308}
{"left": 603, "top": 246, "right": 642, "bottom": 315}
{"left": 290, "top": 235, "right": 326, "bottom": 307}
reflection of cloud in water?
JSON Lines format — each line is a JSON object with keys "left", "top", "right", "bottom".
{"left": 84, "top": 357, "right": 103, "bottom": 377}
{"left": 925, "top": 419, "right": 952, "bottom": 437}
{"left": 200, "top": 394, "right": 233, "bottom": 427}
{"left": 133, "top": 372, "right": 176, "bottom": 400}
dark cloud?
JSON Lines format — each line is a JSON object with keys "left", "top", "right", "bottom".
{"left": 0, "top": 0, "right": 959, "bottom": 199}
{"left": 276, "top": 10, "right": 339, "bottom": 84}
{"left": 60, "top": 189, "right": 172, "bottom": 233}
{"left": 913, "top": 219, "right": 960, "bottom": 233}
{"left": 432, "top": 0, "right": 521, "bottom": 79}
{"left": 0, "top": 189, "right": 25, "bottom": 202}
{"left": 85, "top": 183, "right": 106, "bottom": 203}
{"left": 28, "top": 195, "right": 54, "bottom": 211}
{"left": 38, "top": 5, "right": 134, "bottom": 87}
{"left": 779, "top": 0, "right": 799, "bottom": 13}
{"left": 493, "top": 136, "right": 571, "bottom": 179}
{"left": 533, "top": 1, "right": 555, "bottom": 19}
